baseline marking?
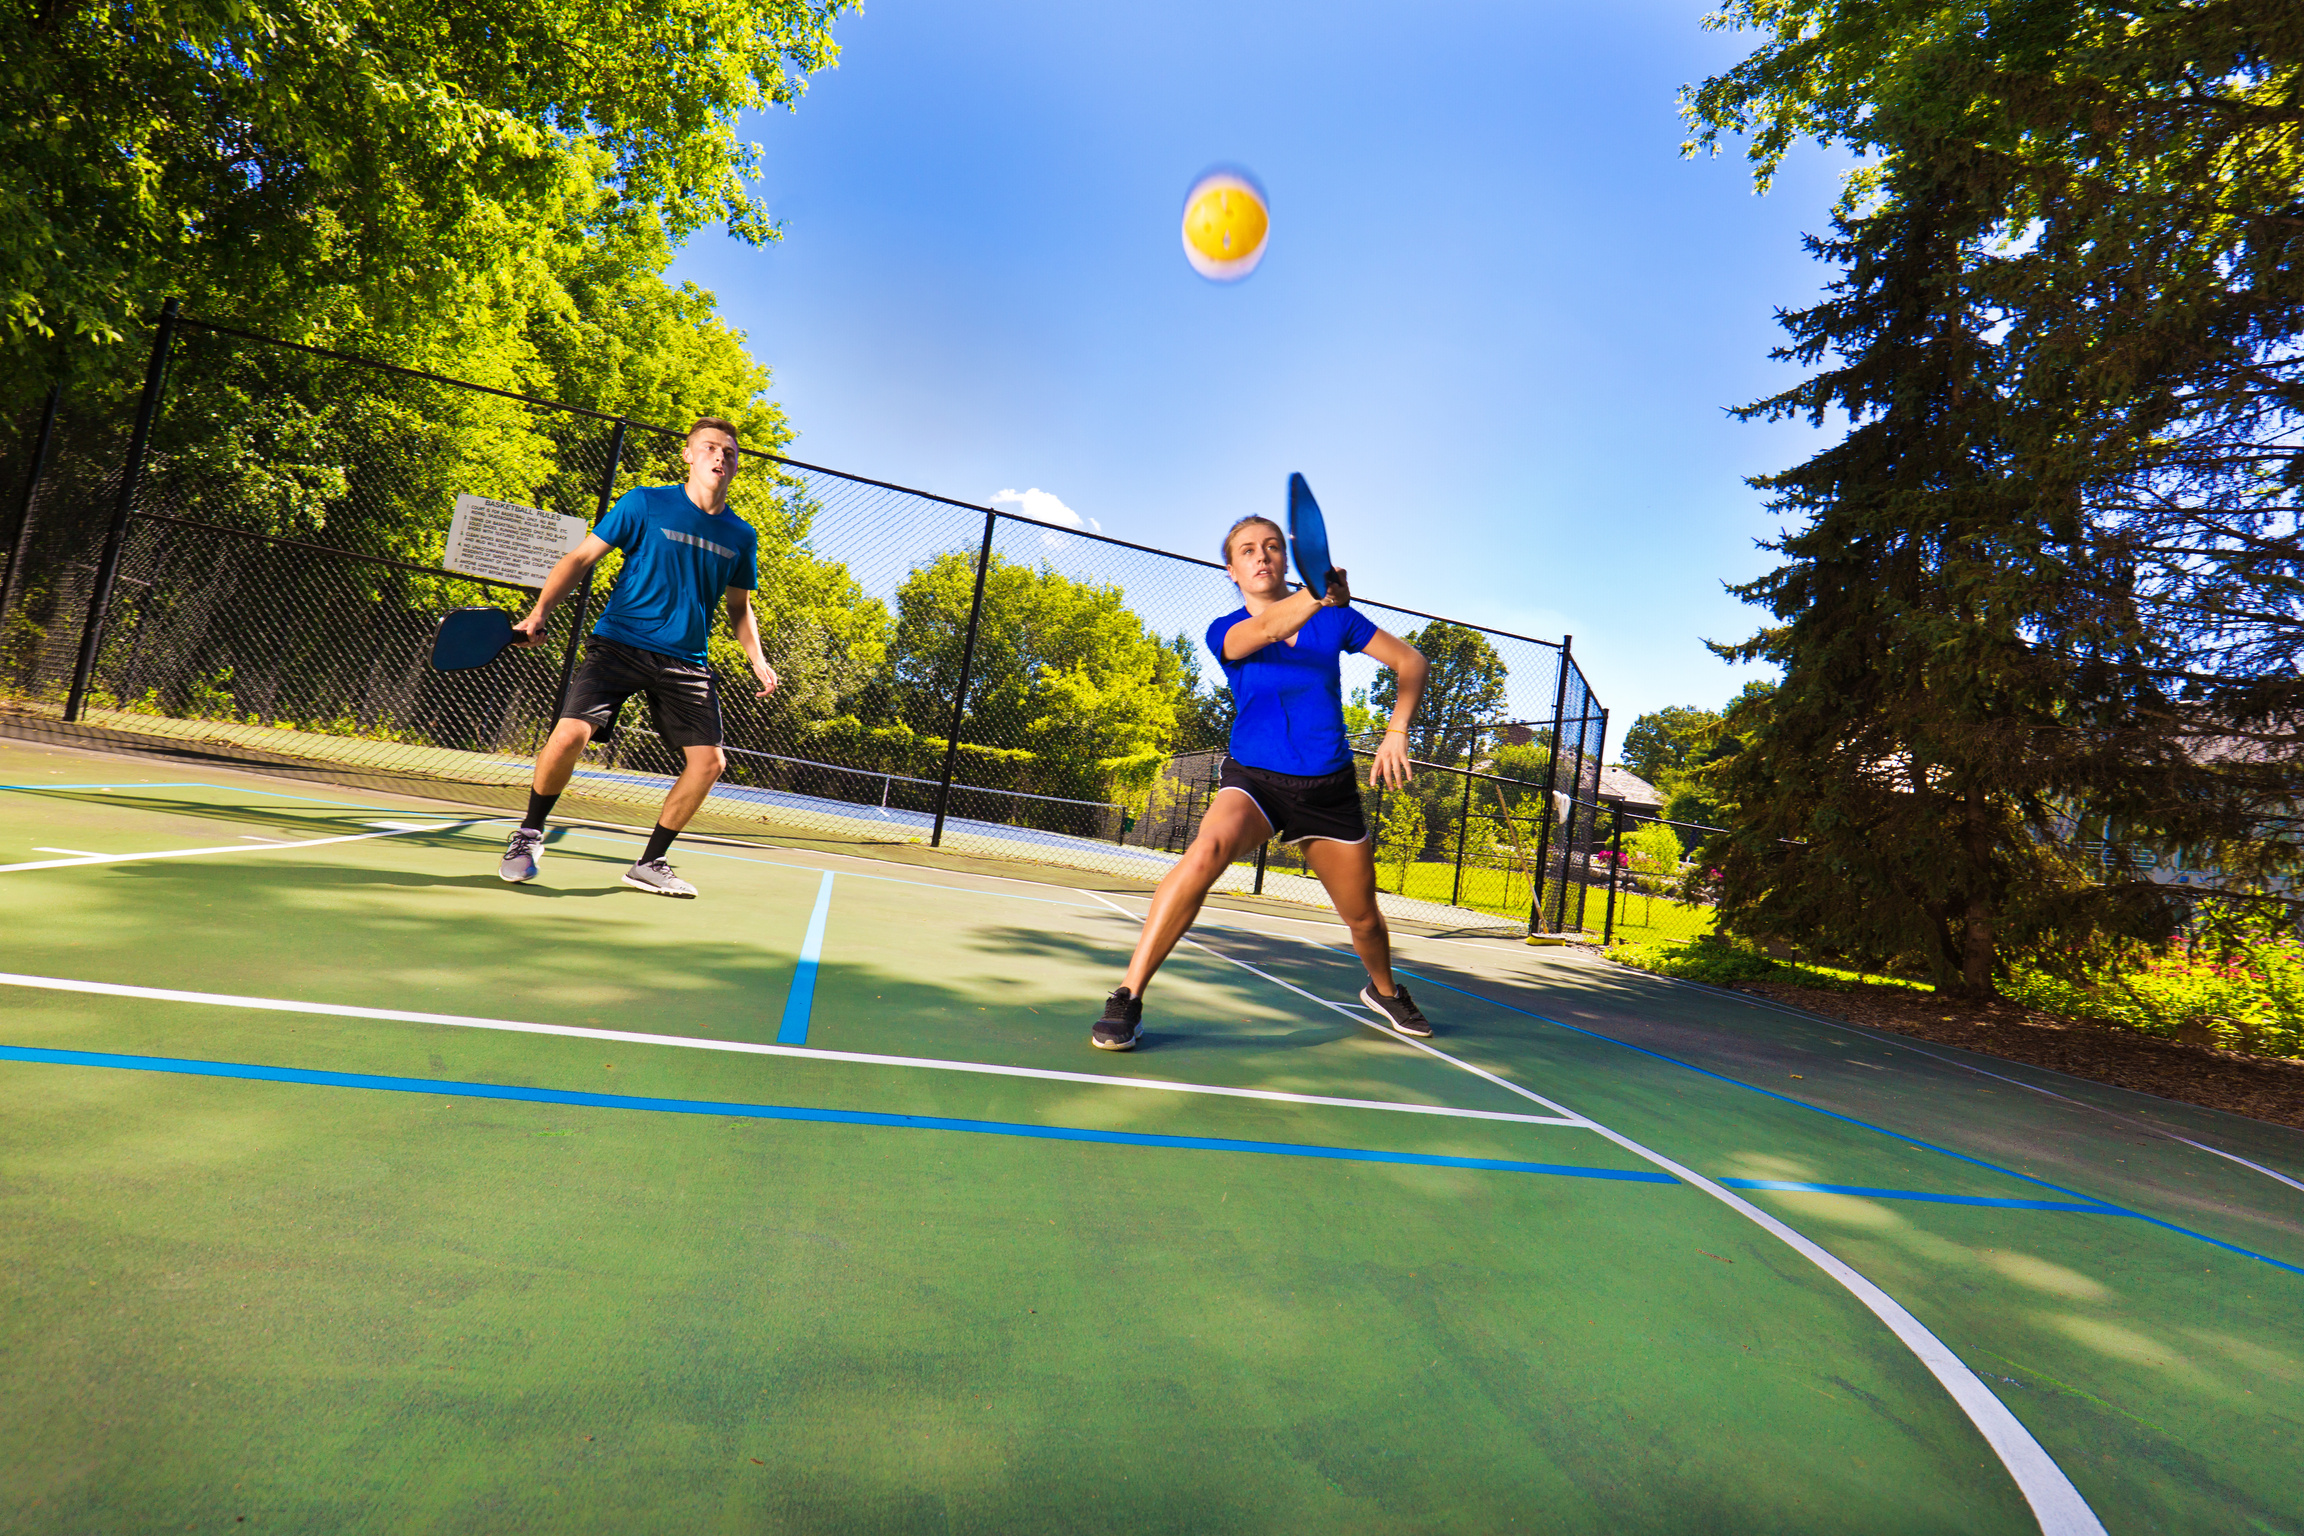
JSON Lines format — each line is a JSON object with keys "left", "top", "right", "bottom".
{"left": 0, "top": 1044, "right": 1667, "bottom": 1183}
{"left": 1085, "top": 896, "right": 2105, "bottom": 1536}
{"left": 0, "top": 819, "right": 493, "bottom": 874}
{"left": 0, "top": 972, "right": 1581, "bottom": 1128}
{"left": 777, "top": 872, "right": 835, "bottom": 1045}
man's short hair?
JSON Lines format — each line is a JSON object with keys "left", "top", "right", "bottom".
{"left": 687, "top": 415, "right": 741, "bottom": 445}
{"left": 1221, "top": 515, "right": 1283, "bottom": 565}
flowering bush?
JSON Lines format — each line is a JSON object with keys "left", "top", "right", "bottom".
{"left": 2003, "top": 898, "right": 2304, "bottom": 1058}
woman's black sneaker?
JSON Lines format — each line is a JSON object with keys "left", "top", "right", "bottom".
{"left": 1360, "top": 983, "right": 1434, "bottom": 1038}
{"left": 1091, "top": 987, "right": 1143, "bottom": 1051}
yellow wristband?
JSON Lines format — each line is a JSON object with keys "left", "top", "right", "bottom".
{"left": 1384, "top": 728, "right": 1408, "bottom": 736}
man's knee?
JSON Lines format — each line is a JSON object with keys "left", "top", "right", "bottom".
{"left": 689, "top": 746, "right": 726, "bottom": 779}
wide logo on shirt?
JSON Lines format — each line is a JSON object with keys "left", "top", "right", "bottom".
{"left": 661, "top": 527, "right": 737, "bottom": 560}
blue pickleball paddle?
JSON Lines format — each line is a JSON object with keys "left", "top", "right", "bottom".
{"left": 430, "top": 607, "right": 518, "bottom": 671}
{"left": 1286, "top": 472, "right": 1334, "bottom": 598}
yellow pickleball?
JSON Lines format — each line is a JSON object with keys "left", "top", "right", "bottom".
{"left": 1181, "top": 170, "right": 1269, "bottom": 282}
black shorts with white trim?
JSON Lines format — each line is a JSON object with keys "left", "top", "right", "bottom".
{"left": 1218, "top": 757, "right": 1368, "bottom": 846}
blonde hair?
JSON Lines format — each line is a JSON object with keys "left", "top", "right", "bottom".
{"left": 1220, "top": 515, "right": 1283, "bottom": 566}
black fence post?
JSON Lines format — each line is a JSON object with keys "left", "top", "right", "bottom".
{"left": 1253, "top": 840, "right": 1268, "bottom": 895}
{"left": 0, "top": 381, "right": 63, "bottom": 638}
{"left": 1602, "top": 801, "right": 1625, "bottom": 945}
{"left": 930, "top": 508, "right": 998, "bottom": 848}
{"left": 552, "top": 418, "right": 626, "bottom": 718}
{"left": 1449, "top": 746, "right": 1475, "bottom": 908}
{"left": 67, "top": 300, "right": 178, "bottom": 723}
{"left": 1572, "top": 705, "right": 1609, "bottom": 932}
{"left": 1528, "top": 637, "right": 1570, "bottom": 932}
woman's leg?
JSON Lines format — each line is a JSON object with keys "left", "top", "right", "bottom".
{"left": 1303, "top": 836, "right": 1397, "bottom": 995}
{"left": 1121, "top": 791, "right": 1273, "bottom": 996}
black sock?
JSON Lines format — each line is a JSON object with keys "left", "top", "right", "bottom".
{"left": 523, "top": 791, "right": 559, "bottom": 832}
{"left": 642, "top": 822, "right": 679, "bottom": 863}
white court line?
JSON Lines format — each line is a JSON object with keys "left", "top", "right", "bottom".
{"left": 2175, "top": 1137, "right": 2304, "bottom": 1195}
{"left": 0, "top": 972, "right": 1580, "bottom": 1129}
{"left": 33, "top": 847, "right": 104, "bottom": 858}
{"left": 0, "top": 818, "right": 495, "bottom": 875}
{"left": 1082, "top": 890, "right": 2105, "bottom": 1536}
{"left": 1605, "top": 963, "right": 2304, "bottom": 1201}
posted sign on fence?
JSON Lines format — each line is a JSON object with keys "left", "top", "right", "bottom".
{"left": 444, "top": 495, "right": 587, "bottom": 588}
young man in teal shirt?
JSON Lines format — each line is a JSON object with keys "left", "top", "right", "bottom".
{"left": 494, "top": 417, "right": 780, "bottom": 897}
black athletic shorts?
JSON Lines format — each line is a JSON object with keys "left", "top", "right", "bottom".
{"left": 1218, "top": 757, "right": 1369, "bottom": 846}
{"left": 562, "top": 637, "right": 724, "bottom": 750}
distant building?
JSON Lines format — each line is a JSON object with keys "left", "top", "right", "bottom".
{"left": 1599, "top": 764, "right": 1665, "bottom": 817}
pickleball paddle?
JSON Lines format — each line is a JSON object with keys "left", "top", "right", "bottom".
{"left": 1287, "top": 472, "right": 1335, "bottom": 598}
{"left": 431, "top": 607, "right": 518, "bottom": 671}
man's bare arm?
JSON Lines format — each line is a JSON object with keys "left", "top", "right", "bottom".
{"left": 725, "top": 587, "right": 780, "bottom": 698}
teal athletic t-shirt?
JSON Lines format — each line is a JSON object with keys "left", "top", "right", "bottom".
{"left": 589, "top": 484, "right": 760, "bottom": 665}
{"left": 1206, "top": 603, "right": 1379, "bottom": 776}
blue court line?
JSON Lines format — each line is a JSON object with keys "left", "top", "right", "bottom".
{"left": 1391, "top": 965, "right": 2304, "bottom": 1278}
{"left": 1717, "top": 1179, "right": 2125, "bottom": 1213}
{"left": 777, "top": 872, "right": 836, "bottom": 1045}
{"left": 0, "top": 1044, "right": 1675, "bottom": 1182}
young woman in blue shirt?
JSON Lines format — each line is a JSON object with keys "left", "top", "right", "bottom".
{"left": 1093, "top": 515, "right": 1433, "bottom": 1050}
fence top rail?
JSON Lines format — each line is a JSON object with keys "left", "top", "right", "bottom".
{"left": 160, "top": 313, "right": 1569, "bottom": 656}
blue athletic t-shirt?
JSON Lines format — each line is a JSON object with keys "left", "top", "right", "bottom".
{"left": 1206, "top": 603, "right": 1379, "bottom": 776}
{"left": 589, "top": 484, "right": 760, "bottom": 664}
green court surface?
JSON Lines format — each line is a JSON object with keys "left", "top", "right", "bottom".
{"left": 2, "top": 739, "right": 2299, "bottom": 1535}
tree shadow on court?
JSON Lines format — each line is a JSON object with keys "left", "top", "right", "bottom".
{"left": 1, "top": 787, "right": 493, "bottom": 843}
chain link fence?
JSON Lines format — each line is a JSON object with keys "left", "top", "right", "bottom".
{"left": 1, "top": 313, "right": 1610, "bottom": 933}
{"left": 1593, "top": 805, "right": 1726, "bottom": 947}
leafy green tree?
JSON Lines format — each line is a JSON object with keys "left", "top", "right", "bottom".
{"left": 3, "top": 0, "right": 848, "bottom": 399}
{"left": 1619, "top": 707, "right": 1722, "bottom": 789}
{"left": 888, "top": 553, "right": 1187, "bottom": 801}
{"left": 1373, "top": 621, "right": 1505, "bottom": 767}
{"left": 1377, "top": 793, "right": 1427, "bottom": 895}
{"left": 1682, "top": 0, "right": 2302, "bottom": 989}
{"left": 706, "top": 488, "right": 889, "bottom": 749}
{"left": 1687, "top": 0, "right": 2304, "bottom": 898}
{"left": 1622, "top": 819, "right": 1686, "bottom": 926}
{"left": 1488, "top": 741, "right": 1551, "bottom": 786}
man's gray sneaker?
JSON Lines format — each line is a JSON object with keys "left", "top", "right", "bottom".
{"left": 499, "top": 827, "right": 545, "bottom": 883}
{"left": 1360, "top": 983, "right": 1433, "bottom": 1038}
{"left": 623, "top": 857, "right": 697, "bottom": 898}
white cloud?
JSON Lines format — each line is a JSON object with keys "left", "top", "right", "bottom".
{"left": 992, "top": 487, "right": 1100, "bottom": 534}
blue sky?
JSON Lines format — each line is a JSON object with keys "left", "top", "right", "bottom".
{"left": 669, "top": 0, "right": 1851, "bottom": 744}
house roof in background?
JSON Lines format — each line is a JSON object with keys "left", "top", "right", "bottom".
{"left": 1600, "top": 764, "right": 1665, "bottom": 811}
